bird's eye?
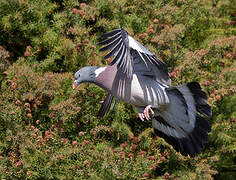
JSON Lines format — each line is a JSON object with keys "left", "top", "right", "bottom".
{"left": 78, "top": 74, "right": 80, "bottom": 77}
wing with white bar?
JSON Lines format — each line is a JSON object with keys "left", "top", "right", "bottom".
{"left": 98, "top": 28, "right": 170, "bottom": 85}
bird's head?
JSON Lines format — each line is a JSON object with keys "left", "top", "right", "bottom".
{"left": 73, "top": 66, "right": 99, "bottom": 89}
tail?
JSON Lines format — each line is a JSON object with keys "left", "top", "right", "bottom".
{"left": 152, "top": 82, "right": 211, "bottom": 157}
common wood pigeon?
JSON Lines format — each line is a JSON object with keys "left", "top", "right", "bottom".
{"left": 73, "top": 28, "right": 212, "bottom": 157}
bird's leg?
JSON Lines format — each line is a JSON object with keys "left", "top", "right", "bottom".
{"left": 144, "top": 105, "right": 154, "bottom": 120}
{"left": 136, "top": 106, "right": 145, "bottom": 121}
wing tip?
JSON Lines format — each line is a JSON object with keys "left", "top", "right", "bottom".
{"left": 98, "top": 28, "right": 133, "bottom": 77}
{"left": 99, "top": 28, "right": 123, "bottom": 39}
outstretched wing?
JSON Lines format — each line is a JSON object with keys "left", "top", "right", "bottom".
{"left": 98, "top": 28, "right": 170, "bottom": 85}
{"left": 132, "top": 49, "right": 170, "bottom": 85}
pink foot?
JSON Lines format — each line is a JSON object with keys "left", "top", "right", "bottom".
{"left": 138, "top": 112, "right": 145, "bottom": 121}
{"left": 144, "top": 105, "right": 154, "bottom": 120}
{"left": 138, "top": 105, "right": 154, "bottom": 121}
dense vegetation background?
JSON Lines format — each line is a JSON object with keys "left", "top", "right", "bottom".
{"left": 0, "top": 0, "right": 235, "bottom": 179}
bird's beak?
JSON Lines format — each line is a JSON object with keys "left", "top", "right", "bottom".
{"left": 73, "top": 80, "right": 78, "bottom": 89}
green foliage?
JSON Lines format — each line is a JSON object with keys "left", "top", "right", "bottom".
{"left": 0, "top": 0, "right": 236, "bottom": 179}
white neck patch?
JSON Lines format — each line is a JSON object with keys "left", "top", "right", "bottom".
{"left": 95, "top": 67, "right": 107, "bottom": 77}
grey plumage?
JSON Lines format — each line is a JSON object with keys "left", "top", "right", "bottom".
{"left": 73, "top": 66, "right": 98, "bottom": 86}
{"left": 74, "top": 28, "right": 212, "bottom": 157}
{"left": 99, "top": 28, "right": 170, "bottom": 85}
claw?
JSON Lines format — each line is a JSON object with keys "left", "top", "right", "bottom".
{"left": 144, "top": 105, "right": 154, "bottom": 120}
{"left": 138, "top": 105, "right": 154, "bottom": 121}
{"left": 138, "top": 112, "right": 145, "bottom": 121}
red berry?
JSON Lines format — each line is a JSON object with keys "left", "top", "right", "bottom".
{"left": 72, "top": 8, "right": 78, "bottom": 14}
{"left": 149, "top": 24, "right": 154, "bottom": 29}
{"left": 153, "top": 19, "right": 159, "bottom": 24}
{"left": 150, "top": 163, "right": 156, "bottom": 169}
{"left": 34, "top": 128, "right": 39, "bottom": 133}
{"left": 90, "top": 129, "right": 96, "bottom": 135}
{"left": 26, "top": 45, "right": 32, "bottom": 50}
{"left": 36, "top": 100, "right": 41, "bottom": 105}
{"left": 120, "top": 142, "right": 127, "bottom": 148}
{"left": 3, "top": 71, "right": 8, "bottom": 76}
{"left": 131, "top": 137, "right": 139, "bottom": 144}
{"left": 138, "top": 151, "right": 146, "bottom": 155}
{"left": 131, "top": 144, "right": 137, "bottom": 150}
{"left": 51, "top": 124, "right": 56, "bottom": 129}
{"left": 77, "top": 42, "right": 82, "bottom": 47}
{"left": 148, "top": 156, "right": 155, "bottom": 160}
{"left": 57, "top": 155, "right": 63, "bottom": 160}
{"left": 24, "top": 103, "right": 30, "bottom": 108}
{"left": 112, "top": 148, "right": 118, "bottom": 153}
{"left": 80, "top": 3, "right": 87, "bottom": 8}
{"left": 216, "top": 95, "right": 221, "bottom": 100}
{"left": 83, "top": 160, "right": 89, "bottom": 166}
{"left": 45, "top": 131, "right": 51, "bottom": 136}
{"left": 143, "top": 172, "right": 149, "bottom": 177}
{"left": 148, "top": 28, "right": 154, "bottom": 34}
{"left": 82, "top": 140, "right": 89, "bottom": 146}
{"left": 106, "top": 58, "right": 112, "bottom": 63}
{"left": 24, "top": 51, "right": 31, "bottom": 57}
{"left": 78, "top": 131, "right": 85, "bottom": 137}
{"left": 90, "top": 45, "right": 95, "bottom": 50}
{"left": 119, "top": 151, "right": 125, "bottom": 156}
{"left": 27, "top": 113, "right": 32, "bottom": 118}
{"left": 128, "top": 153, "right": 134, "bottom": 158}
{"left": 161, "top": 156, "right": 166, "bottom": 162}
{"left": 27, "top": 171, "right": 32, "bottom": 176}
{"left": 78, "top": 10, "right": 86, "bottom": 16}
{"left": 72, "top": 141, "right": 77, "bottom": 146}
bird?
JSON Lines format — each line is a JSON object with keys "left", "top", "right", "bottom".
{"left": 73, "top": 28, "right": 212, "bottom": 157}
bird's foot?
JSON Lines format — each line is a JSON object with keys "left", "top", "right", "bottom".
{"left": 138, "top": 105, "right": 154, "bottom": 121}
{"left": 138, "top": 112, "right": 145, "bottom": 121}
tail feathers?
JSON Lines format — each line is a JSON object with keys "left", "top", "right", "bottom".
{"left": 153, "top": 82, "right": 211, "bottom": 157}
{"left": 187, "top": 82, "right": 212, "bottom": 117}
{"left": 154, "top": 115, "right": 210, "bottom": 157}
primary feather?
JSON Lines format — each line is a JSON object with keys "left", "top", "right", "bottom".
{"left": 99, "top": 28, "right": 170, "bottom": 85}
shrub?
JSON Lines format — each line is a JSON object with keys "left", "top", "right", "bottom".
{"left": 0, "top": 0, "right": 236, "bottom": 179}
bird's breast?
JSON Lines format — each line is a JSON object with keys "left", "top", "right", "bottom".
{"left": 95, "top": 66, "right": 169, "bottom": 107}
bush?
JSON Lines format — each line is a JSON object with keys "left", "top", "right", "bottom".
{"left": 0, "top": 0, "right": 236, "bottom": 179}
